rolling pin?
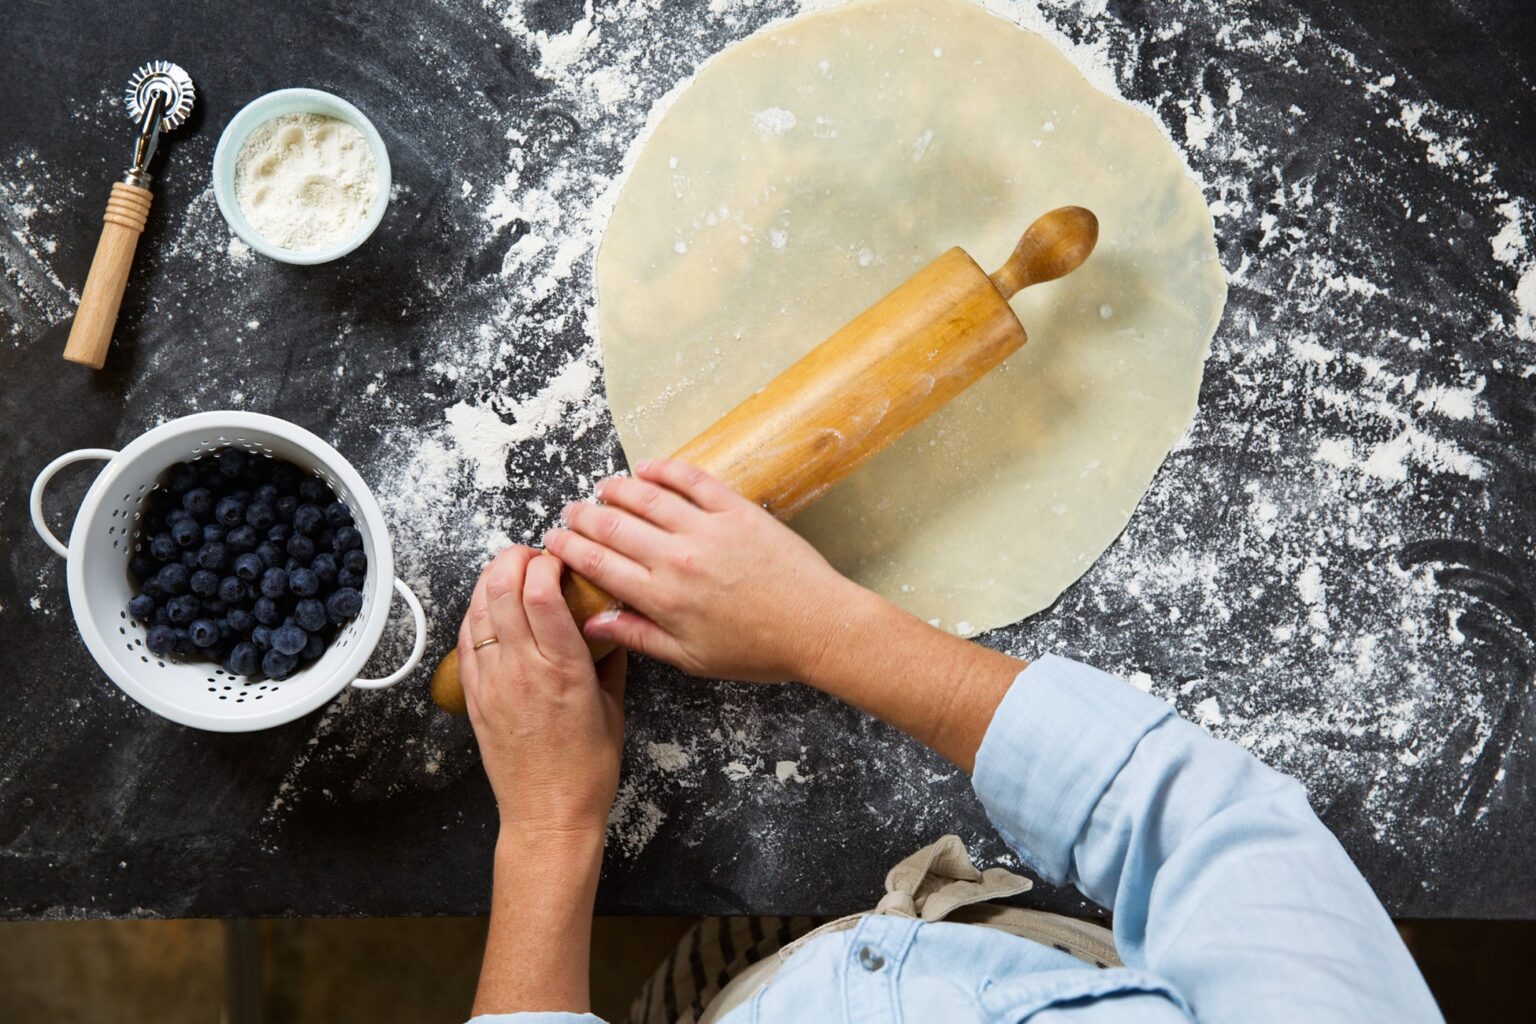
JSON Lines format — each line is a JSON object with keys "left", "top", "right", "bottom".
{"left": 433, "top": 206, "right": 1099, "bottom": 714}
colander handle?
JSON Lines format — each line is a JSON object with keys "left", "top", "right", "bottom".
{"left": 29, "top": 448, "right": 120, "bottom": 558}
{"left": 352, "top": 578, "right": 428, "bottom": 690}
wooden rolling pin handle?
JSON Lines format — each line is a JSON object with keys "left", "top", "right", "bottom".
{"left": 431, "top": 205, "right": 1100, "bottom": 715}
{"left": 989, "top": 206, "right": 1098, "bottom": 299}
{"left": 63, "top": 182, "right": 154, "bottom": 370}
{"left": 431, "top": 572, "right": 618, "bottom": 716}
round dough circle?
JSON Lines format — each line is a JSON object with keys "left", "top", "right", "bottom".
{"left": 598, "top": 0, "right": 1227, "bottom": 636}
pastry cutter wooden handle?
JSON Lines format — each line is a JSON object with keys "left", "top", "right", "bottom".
{"left": 63, "top": 61, "right": 195, "bottom": 370}
{"left": 433, "top": 206, "right": 1099, "bottom": 714}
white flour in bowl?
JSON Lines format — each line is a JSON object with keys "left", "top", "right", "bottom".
{"left": 234, "top": 113, "right": 379, "bottom": 251}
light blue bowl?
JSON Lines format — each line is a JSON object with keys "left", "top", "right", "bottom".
{"left": 212, "top": 88, "right": 391, "bottom": 265}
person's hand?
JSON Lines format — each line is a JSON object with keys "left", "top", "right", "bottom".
{"left": 459, "top": 546, "right": 627, "bottom": 840}
{"left": 542, "top": 458, "right": 872, "bottom": 683}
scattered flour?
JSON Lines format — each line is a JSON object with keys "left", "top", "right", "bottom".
{"left": 752, "top": 107, "right": 798, "bottom": 137}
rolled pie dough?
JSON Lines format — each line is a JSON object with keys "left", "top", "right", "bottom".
{"left": 597, "top": 0, "right": 1227, "bottom": 636}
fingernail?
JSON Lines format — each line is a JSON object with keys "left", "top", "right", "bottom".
{"left": 543, "top": 528, "right": 560, "bottom": 546}
{"left": 588, "top": 610, "right": 620, "bottom": 628}
{"left": 635, "top": 459, "right": 653, "bottom": 472}
{"left": 559, "top": 502, "right": 576, "bottom": 524}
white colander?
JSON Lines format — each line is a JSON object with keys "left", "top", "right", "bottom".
{"left": 28, "top": 411, "right": 426, "bottom": 732}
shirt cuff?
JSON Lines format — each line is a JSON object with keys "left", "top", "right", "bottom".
{"left": 972, "top": 654, "right": 1173, "bottom": 886}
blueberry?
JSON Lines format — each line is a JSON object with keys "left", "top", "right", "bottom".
{"left": 272, "top": 624, "right": 307, "bottom": 656}
{"left": 256, "top": 542, "right": 283, "bottom": 569}
{"left": 294, "top": 597, "right": 327, "bottom": 632}
{"left": 332, "top": 526, "right": 363, "bottom": 552}
{"left": 180, "top": 549, "right": 201, "bottom": 568}
{"left": 202, "top": 524, "right": 228, "bottom": 544}
{"left": 197, "top": 542, "right": 228, "bottom": 571}
{"left": 182, "top": 487, "right": 213, "bottom": 518}
{"left": 189, "top": 618, "right": 220, "bottom": 647}
{"left": 286, "top": 534, "right": 315, "bottom": 562}
{"left": 226, "top": 525, "right": 259, "bottom": 553}
{"left": 232, "top": 552, "right": 264, "bottom": 582}
{"left": 156, "top": 563, "right": 190, "bottom": 595}
{"left": 317, "top": 528, "right": 335, "bottom": 551}
{"left": 172, "top": 629, "right": 198, "bottom": 656}
{"left": 218, "top": 576, "right": 247, "bottom": 604}
{"left": 255, "top": 483, "right": 279, "bottom": 506}
{"left": 292, "top": 504, "right": 322, "bottom": 535}
{"left": 284, "top": 557, "right": 303, "bottom": 574}
{"left": 298, "top": 477, "right": 332, "bottom": 504}
{"left": 171, "top": 518, "right": 201, "bottom": 548}
{"left": 227, "top": 607, "right": 256, "bottom": 633}
{"left": 323, "top": 501, "right": 352, "bottom": 528}
{"left": 166, "top": 508, "right": 191, "bottom": 524}
{"left": 267, "top": 523, "right": 291, "bottom": 543}
{"left": 167, "top": 463, "right": 197, "bottom": 492}
{"left": 143, "top": 578, "right": 165, "bottom": 600}
{"left": 212, "top": 497, "right": 241, "bottom": 528}
{"left": 274, "top": 495, "right": 299, "bottom": 523}
{"left": 253, "top": 597, "right": 283, "bottom": 627}
{"left": 190, "top": 569, "right": 220, "bottom": 598}
{"left": 224, "top": 641, "right": 260, "bottom": 676}
{"left": 289, "top": 567, "right": 319, "bottom": 597}
{"left": 271, "top": 463, "right": 301, "bottom": 491}
{"left": 128, "top": 593, "right": 158, "bottom": 620}
{"left": 146, "top": 624, "right": 177, "bottom": 655}
{"left": 149, "top": 533, "right": 178, "bottom": 562}
{"left": 245, "top": 503, "right": 275, "bottom": 530}
{"left": 217, "top": 449, "right": 246, "bottom": 478}
{"left": 260, "top": 567, "right": 289, "bottom": 599}
{"left": 310, "top": 553, "right": 339, "bottom": 583}
{"left": 251, "top": 625, "right": 274, "bottom": 651}
{"left": 337, "top": 567, "right": 366, "bottom": 590}
{"left": 262, "top": 649, "right": 299, "bottom": 680}
{"left": 342, "top": 549, "right": 367, "bottom": 574}
{"left": 166, "top": 594, "right": 200, "bottom": 625}
{"left": 216, "top": 618, "right": 235, "bottom": 641}
{"left": 301, "top": 631, "right": 327, "bottom": 662}
{"left": 203, "top": 600, "right": 227, "bottom": 617}
{"left": 129, "top": 554, "right": 157, "bottom": 581}
{"left": 326, "top": 587, "right": 363, "bottom": 622}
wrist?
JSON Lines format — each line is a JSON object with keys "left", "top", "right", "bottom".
{"left": 496, "top": 823, "right": 606, "bottom": 878}
{"left": 793, "top": 582, "right": 896, "bottom": 693}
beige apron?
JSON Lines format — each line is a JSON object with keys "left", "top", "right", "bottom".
{"left": 630, "top": 836, "right": 1120, "bottom": 1024}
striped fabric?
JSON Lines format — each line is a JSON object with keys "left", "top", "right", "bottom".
{"left": 627, "top": 916, "right": 825, "bottom": 1024}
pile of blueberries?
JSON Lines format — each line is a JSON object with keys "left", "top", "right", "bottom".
{"left": 127, "top": 448, "right": 367, "bottom": 680}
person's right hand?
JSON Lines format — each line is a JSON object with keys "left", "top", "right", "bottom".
{"left": 543, "top": 458, "right": 871, "bottom": 683}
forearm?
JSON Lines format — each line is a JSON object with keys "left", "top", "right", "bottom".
{"left": 801, "top": 588, "right": 1025, "bottom": 772}
{"left": 472, "top": 830, "right": 604, "bottom": 1017}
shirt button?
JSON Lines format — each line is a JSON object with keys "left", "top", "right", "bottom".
{"left": 857, "top": 945, "right": 885, "bottom": 972}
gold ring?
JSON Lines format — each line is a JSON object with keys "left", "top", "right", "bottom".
{"left": 473, "top": 637, "right": 500, "bottom": 651}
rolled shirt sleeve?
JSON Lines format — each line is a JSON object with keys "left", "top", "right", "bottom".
{"left": 972, "top": 655, "right": 1441, "bottom": 1023}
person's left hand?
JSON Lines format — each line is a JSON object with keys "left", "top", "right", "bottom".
{"left": 459, "top": 546, "right": 626, "bottom": 842}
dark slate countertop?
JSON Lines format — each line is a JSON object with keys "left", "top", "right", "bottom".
{"left": 1, "top": 0, "right": 1533, "bottom": 919}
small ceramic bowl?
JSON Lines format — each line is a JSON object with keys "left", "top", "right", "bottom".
{"left": 212, "top": 88, "right": 391, "bottom": 265}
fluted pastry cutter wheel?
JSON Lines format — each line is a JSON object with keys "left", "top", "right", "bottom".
{"left": 63, "top": 61, "right": 196, "bottom": 370}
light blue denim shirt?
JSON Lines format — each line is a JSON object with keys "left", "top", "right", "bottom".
{"left": 471, "top": 656, "right": 1442, "bottom": 1023}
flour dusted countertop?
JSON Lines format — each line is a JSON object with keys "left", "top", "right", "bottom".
{"left": 1, "top": 0, "right": 1533, "bottom": 919}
